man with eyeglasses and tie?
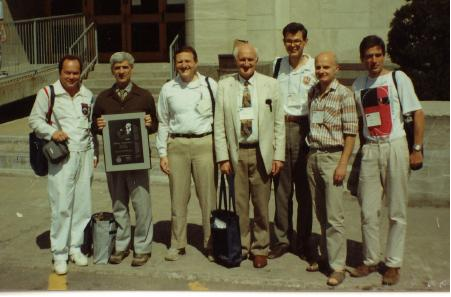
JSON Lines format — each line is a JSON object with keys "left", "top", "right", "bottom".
{"left": 269, "top": 22, "right": 317, "bottom": 266}
{"left": 214, "top": 42, "right": 285, "bottom": 268}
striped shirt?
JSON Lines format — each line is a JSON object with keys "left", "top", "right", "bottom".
{"left": 307, "top": 79, "right": 358, "bottom": 149}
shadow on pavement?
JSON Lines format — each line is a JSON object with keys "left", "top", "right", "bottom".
{"left": 153, "top": 220, "right": 204, "bottom": 253}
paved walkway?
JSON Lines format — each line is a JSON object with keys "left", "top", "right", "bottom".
{"left": 0, "top": 173, "right": 448, "bottom": 291}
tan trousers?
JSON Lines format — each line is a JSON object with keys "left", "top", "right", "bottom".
{"left": 167, "top": 135, "right": 217, "bottom": 250}
{"left": 358, "top": 137, "right": 409, "bottom": 268}
{"left": 235, "top": 147, "right": 271, "bottom": 256}
{"left": 307, "top": 150, "right": 346, "bottom": 271}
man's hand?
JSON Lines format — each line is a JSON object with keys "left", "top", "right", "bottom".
{"left": 410, "top": 151, "right": 423, "bottom": 170}
{"left": 160, "top": 157, "right": 170, "bottom": 175}
{"left": 93, "top": 157, "right": 99, "bottom": 168}
{"left": 271, "top": 160, "right": 284, "bottom": 176}
{"left": 96, "top": 117, "right": 106, "bottom": 130}
{"left": 333, "top": 163, "right": 347, "bottom": 186}
{"left": 51, "top": 130, "right": 69, "bottom": 142}
{"left": 219, "top": 160, "right": 233, "bottom": 175}
{"left": 144, "top": 114, "right": 152, "bottom": 128}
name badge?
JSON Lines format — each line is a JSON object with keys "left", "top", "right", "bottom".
{"left": 239, "top": 107, "right": 254, "bottom": 120}
{"left": 311, "top": 111, "right": 324, "bottom": 124}
{"left": 287, "top": 94, "right": 301, "bottom": 108}
{"left": 366, "top": 112, "right": 381, "bottom": 127}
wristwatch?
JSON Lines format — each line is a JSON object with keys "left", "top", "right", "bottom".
{"left": 412, "top": 144, "right": 423, "bottom": 152}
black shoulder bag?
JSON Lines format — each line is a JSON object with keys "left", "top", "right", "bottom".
{"left": 29, "top": 85, "right": 55, "bottom": 176}
{"left": 210, "top": 174, "right": 242, "bottom": 268}
{"left": 392, "top": 70, "right": 423, "bottom": 170}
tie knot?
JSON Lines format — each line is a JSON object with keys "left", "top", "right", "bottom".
{"left": 244, "top": 80, "right": 249, "bottom": 87}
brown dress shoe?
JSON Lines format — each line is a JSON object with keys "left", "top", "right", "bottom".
{"left": 349, "top": 264, "right": 378, "bottom": 277}
{"left": 252, "top": 255, "right": 268, "bottom": 268}
{"left": 131, "top": 253, "right": 151, "bottom": 267}
{"left": 382, "top": 267, "right": 400, "bottom": 285}
{"left": 268, "top": 244, "right": 289, "bottom": 259}
{"left": 109, "top": 250, "right": 129, "bottom": 264}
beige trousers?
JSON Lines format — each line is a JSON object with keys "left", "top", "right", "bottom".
{"left": 358, "top": 137, "right": 409, "bottom": 268}
{"left": 235, "top": 147, "right": 271, "bottom": 256}
{"left": 307, "top": 150, "right": 346, "bottom": 271}
{"left": 167, "top": 135, "right": 217, "bottom": 250}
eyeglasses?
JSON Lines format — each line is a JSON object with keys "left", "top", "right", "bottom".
{"left": 284, "top": 39, "right": 305, "bottom": 45}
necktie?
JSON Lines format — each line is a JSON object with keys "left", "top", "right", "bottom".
{"left": 240, "top": 81, "right": 252, "bottom": 137}
{"left": 117, "top": 89, "right": 127, "bottom": 101}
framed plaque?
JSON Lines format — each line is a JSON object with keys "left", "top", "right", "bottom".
{"left": 102, "top": 112, "right": 150, "bottom": 172}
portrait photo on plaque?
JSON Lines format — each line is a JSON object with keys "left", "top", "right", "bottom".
{"left": 102, "top": 112, "right": 150, "bottom": 172}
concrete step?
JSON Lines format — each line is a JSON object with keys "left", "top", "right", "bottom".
{"left": 91, "top": 63, "right": 171, "bottom": 72}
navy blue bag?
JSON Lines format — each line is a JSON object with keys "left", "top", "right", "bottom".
{"left": 210, "top": 174, "right": 242, "bottom": 268}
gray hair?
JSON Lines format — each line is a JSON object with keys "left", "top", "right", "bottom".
{"left": 232, "top": 43, "right": 259, "bottom": 60}
{"left": 110, "top": 52, "right": 135, "bottom": 68}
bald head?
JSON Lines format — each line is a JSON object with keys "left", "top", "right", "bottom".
{"left": 234, "top": 43, "right": 258, "bottom": 80}
{"left": 315, "top": 51, "right": 339, "bottom": 88}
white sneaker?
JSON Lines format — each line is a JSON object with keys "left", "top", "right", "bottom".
{"left": 53, "top": 260, "right": 68, "bottom": 275}
{"left": 70, "top": 252, "right": 88, "bottom": 266}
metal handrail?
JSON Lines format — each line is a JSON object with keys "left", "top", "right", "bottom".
{"left": 12, "top": 13, "right": 83, "bottom": 24}
{"left": 169, "top": 34, "right": 180, "bottom": 79}
{"left": 69, "top": 22, "right": 98, "bottom": 79}
{"left": 0, "top": 14, "right": 96, "bottom": 80}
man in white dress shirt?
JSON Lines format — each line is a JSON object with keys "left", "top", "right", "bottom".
{"left": 157, "top": 46, "right": 218, "bottom": 261}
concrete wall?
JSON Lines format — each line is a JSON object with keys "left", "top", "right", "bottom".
{"left": 187, "top": 0, "right": 405, "bottom": 64}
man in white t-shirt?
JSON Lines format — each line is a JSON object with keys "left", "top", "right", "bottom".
{"left": 350, "top": 35, "right": 425, "bottom": 286}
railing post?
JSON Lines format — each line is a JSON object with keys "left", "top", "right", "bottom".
{"left": 33, "top": 20, "right": 37, "bottom": 64}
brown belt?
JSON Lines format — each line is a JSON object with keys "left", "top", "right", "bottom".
{"left": 239, "top": 142, "right": 258, "bottom": 149}
{"left": 170, "top": 131, "right": 212, "bottom": 138}
{"left": 285, "top": 115, "right": 308, "bottom": 123}
{"left": 309, "top": 146, "right": 343, "bottom": 154}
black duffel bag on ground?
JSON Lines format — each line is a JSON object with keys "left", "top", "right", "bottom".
{"left": 210, "top": 174, "right": 242, "bottom": 268}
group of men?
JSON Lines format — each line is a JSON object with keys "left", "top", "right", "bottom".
{"left": 28, "top": 21, "right": 424, "bottom": 287}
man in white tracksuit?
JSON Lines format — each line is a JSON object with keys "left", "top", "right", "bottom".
{"left": 29, "top": 55, "right": 97, "bottom": 275}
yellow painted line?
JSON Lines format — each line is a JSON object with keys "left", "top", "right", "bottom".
{"left": 48, "top": 273, "right": 67, "bottom": 290}
{"left": 188, "top": 281, "right": 208, "bottom": 291}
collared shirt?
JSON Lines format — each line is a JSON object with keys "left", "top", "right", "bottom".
{"left": 28, "top": 80, "right": 94, "bottom": 152}
{"left": 156, "top": 72, "right": 218, "bottom": 157}
{"left": 273, "top": 55, "right": 316, "bottom": 116}
{"left": 115, "top": 81, "right": 133, "bottom": 99}
{"left": 307, "top": 79, "right": 358, "bottom": 149}
{"left": 237, "top": 74, "right": 259, "bottom": 144}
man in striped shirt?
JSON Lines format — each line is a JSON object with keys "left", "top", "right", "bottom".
{"left": 305, "top": 52, "right": 358, "bottom": 286}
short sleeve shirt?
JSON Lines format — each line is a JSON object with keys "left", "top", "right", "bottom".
{"left": 352, "top": 71, "right": 422, "bottom": 142}
{"left": 273, "top": 55, "right": 316, "bottom": 116}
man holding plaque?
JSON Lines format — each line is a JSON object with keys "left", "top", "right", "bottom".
{"left": 93, "top": 51, "right": 158, "bottom": 267}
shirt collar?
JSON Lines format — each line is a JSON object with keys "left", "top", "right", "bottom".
{"left": 313, "top": 79, "right": 339, "bottom": 97}
{"left": 174, "top": 72, "right": 205, "bottom": 88}
{"left": 238, "top": 73, "right": 256, "bottom": 86}
{"left": 54, "top": 79, "right": 89, "bottom": 97}
{"left": 115, "top": 81, "right": 133, "bottom": 93}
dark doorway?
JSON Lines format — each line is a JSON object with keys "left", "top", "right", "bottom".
{"left": 84, "top": 0, "right": 185, "bottom": 62}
